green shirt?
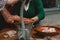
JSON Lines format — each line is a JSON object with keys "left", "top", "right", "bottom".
{"left": 12, "top": 0, "right": 45, "bottom": 23}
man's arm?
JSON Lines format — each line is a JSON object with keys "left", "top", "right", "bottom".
{"left": 1, "top": 7, "right": 32, "bottom": 24}
{"left": 31, "top": 0, "right": 45, "bottom": 23}
{"left": 1, "top": 8, "right": 14, "bottom": 23}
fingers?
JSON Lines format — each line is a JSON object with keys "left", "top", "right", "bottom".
{"left": 5, "top": 15, "right": 20, "bottom": 24}
{"left": 13, "top": 15, "right": 20, "bottom": 24}
{"left": 5, "top": 16, "right": 14, "bottom": 24}
{"left": 24, "top": 18, "right": 33, "bottom": 24}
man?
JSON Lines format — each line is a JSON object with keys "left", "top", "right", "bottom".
{"left": 1, "top": 0, "right": 45, "bottom": 27}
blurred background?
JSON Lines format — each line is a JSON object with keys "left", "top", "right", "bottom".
{"left": 41, "top": 0, "right": 60, "bottom": 26}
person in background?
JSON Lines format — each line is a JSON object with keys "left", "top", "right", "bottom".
{"left": 1, "top": 0, "right": 45, "bottom": 27}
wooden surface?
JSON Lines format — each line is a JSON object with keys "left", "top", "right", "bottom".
{"left": 31, "top": 26, "right": 60, "bottom": 40}
{"left": 0, "top": 25, "right": 18, "bottom": 40}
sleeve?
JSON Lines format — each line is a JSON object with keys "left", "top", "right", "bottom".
{"left": 34, "top": 0, "right": 45, "bottom": 21}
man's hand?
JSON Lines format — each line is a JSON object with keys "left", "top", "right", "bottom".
{"left": 13, "top": 15, "right": 33, "bottom": 24}
{"left": 2, "top": 13, "right": 33, "bottom": 24}
{"left": 24, "top": 18, "right": 33, "bottom": 24}
{"left": 5, "top": 15, "right": 14, "bottom": 24}
{"left": 13, "top": 15, "right": 20, "bottom": 24}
